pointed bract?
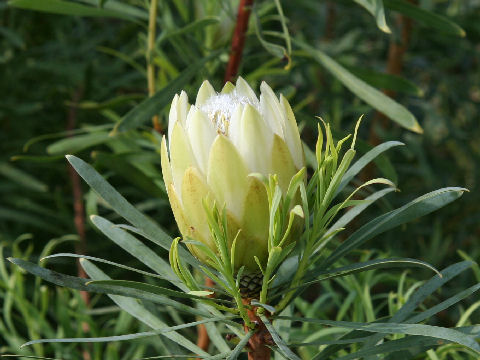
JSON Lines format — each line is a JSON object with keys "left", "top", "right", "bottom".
{"left": 207, "top": 135, "right": 249, "bottom": 220}
{"left": 169, "top": 122, "right": 197, "bottom": 199}
{"left": 195, "top": 80, "right": 216, "bottom": 106}
{"left": 181, "top": 166, "right": 215, "bottom": 249}
{"left": 185, "top": 107, "right": 216, "bottom": 174}
{"left": 280, "top": 94, "right": 304, "bottom": 170}
{"left": 238, "top": 104, "right": 273, "bottom": 173}
{"left": 236, "top": 76, "right": 259, "bottom": 102}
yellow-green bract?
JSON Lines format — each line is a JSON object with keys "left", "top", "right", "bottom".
{"left": 161, "top": 77, "right": 304, "bottom": 271}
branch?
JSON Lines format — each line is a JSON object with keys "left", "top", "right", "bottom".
{"left": 224, "top": 0, "right": 255, "bottom": 83}
{"left": 67, "top": 88, "right": 92, "bottom": 360}
{"left": 370, "top": 1, "right": 415, "bottom": 146}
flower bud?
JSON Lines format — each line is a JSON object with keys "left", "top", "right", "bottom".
{"left": 161, "top": 78, "right": 304, "bottom": 271}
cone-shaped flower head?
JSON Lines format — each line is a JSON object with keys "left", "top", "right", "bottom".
{"left": 161, "top": 78, "right": 304, "bottom": 271}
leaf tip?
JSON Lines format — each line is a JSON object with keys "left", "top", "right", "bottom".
{"left": 65, "top": 154, "right": 76, "bottom": 164}
{"left": 411, "top": 122, "right": 424, "bottom": 134}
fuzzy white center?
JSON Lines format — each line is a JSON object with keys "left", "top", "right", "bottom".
{"left": 200, "top": 91, "right": 259, "bottom": 135}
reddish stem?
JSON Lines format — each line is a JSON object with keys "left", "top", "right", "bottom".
{"left": 369, "top": 2, "right": 414, "bottom": 146}
{"left": 66, "top": 89, "right": 91, "bottom": 360}
{"left": 66, "top": 89, "right": 89, "bottom": 306}
{"left": 224, "top": 0, "right": 254, "bottom": 83}
{"left": 324, "top": 1, "right": 336, "bottom": 41}
{"left": 242, "top": 299, "right": 272, "bottom": 360}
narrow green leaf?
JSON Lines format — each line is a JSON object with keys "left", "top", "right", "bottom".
{"left": 407, "top": 282, "right": 480, "bottom": 324}
{"left": 93, "top": 152, "right": 166, "bottom": 198}
{"left": 157, "top": 17, "right": 220, "bottom": 46}
{"left": 8, "top": 257, "right": 208, "bottom": 318}
{"left": 345, "top": 65, "right": 423, "bottom": 96}
{"left": 81, "top": 259, "right": 210, "bottom": 356}
{"left": 251, "top": 300, "right": 277, "bottom": 314}
{"left": 304, "top": 258, "right": 440, "bottom": 285}
{"left": 0, "top": 162, "right": 48, "bottom": 192}
{"left": 260, "top": 315, "right": 301, "bottom": 360}
{"left": 47, "top": 132, "right": 110, "bottom": 155}
{"left": 72, "top": 94, "right": 144, "bottom": 110}
{"left": 226, "top": 330, "right": 254, "bottom": 360}
{"left": 0, "top": 26, "right": 25, "bottom": 49}
{"left": 327, "top": 188, "right": 396, "bottom": 236}
{"left": 22, "top": 124, "right": 113, "bottom": 152}
{"left": 0, "top": 206, "right": 62, "bottom": 233}
{"left": 315, "top": 261, "right": 474, "bottom": 359}
{"left": 90, "top": 215, "right": 182, "bottom": 288}
{"left": 360, "top": 260, "right": 476, "bottom": 355}
{"left": 8, "top": 0, "right": 138, "bottom": 21}
{"left": 384, "top": 0, "right": 466, "bottom": 37}
{"left": 41, "top": 252, "right": 167, "bottom": 280}
{"left": 323, "top": 187, "right": 466, "bottom": 268}
{"left": 87, "top": 279, "right": 228, "bottom": 303}
{"left": 336, "top": 141, "right": 404, "bottom": 196}
{"left": 65, "top": 155, "right": 198, "bottom": 267}
{"left": 21, "top": 317, "right": 229, "bottom": 347}
{"left": 297, "top": 41, "right": 422, "bottom": 133}
{"left": 276, "top": 317, "right": 480, "bottom": 353}
{"left": 69, "top": 0, "right": 147, "bottom": 19}
{"left": 253, "top": 6, "right": 287, "bottom": 59}
{"left": 334, "top": 335, "right": 460, "bottom": 360}
{"left": 353, "top": 0, "right": 391, "bottom": 33}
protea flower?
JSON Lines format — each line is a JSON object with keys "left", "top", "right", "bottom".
{"left": 161, "top": 77, "right": 304, "bottom": 273}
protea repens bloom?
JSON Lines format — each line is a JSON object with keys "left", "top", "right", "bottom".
{"left": 161, "top": 77, "right": 304, "bottom": 273}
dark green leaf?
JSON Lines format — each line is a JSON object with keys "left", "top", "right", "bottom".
{"left": 90, "top": 215, "right": 181, "bottom": 288}
{"left": 297, "top": 40, "right": 422, "bottom": 133}
{"left": 384, "top": 0, "right": 466, "bottom": 37}
{"left": 0, "top": 162, "right": 48, "bottom": 192}
{"left": 47, "top": 132, "right": 110, "bottom": 155}
{"left": 21, "top": 317, "right": 230, "bottom": 347}
{"left": 276, "top": 317, "right": 480, "bottom": 353}
{"left": 260, "top": 315, "right": 301, "bottom": 360}
{"left": 323, "top": 187, "right": 466, "bottom": 268}
{"left": 336, "top": 141, "right": 404, "bottom": 196}
{"left": 226, "top": 330, "right": 254, "bottom": 360}
{"left": 8, "top": 257, "right": 209, "bottom": 318}
{"left": 8, "top": 0, "right": 138, "bottom": 21}
{"left": 65, "top": 155, "right": 198, "bottom": 267}
{"left": 345, "top": 65, "right": 423, "bottom": 96}
{"left": 303, "top": 258, "right": 440, "bottom": 285}
{"left": 353, "top": 0, "right": 391, "bottom": 33}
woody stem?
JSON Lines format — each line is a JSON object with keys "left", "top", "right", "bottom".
{"left": 243, "top": 299, "right": 271, "bottom": 360}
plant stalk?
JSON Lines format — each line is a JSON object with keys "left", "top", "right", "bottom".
{"left": 242, "top": 299, "right": 272, "bottom": 360}
{"left": 66, "top": 87, "right": 91, "bottom": 360}
{"left": 224, "top": 0, "right": 254, "bottom": 83}
{"left": 147, "top": 0, "right": 161, "bottom": 132}
{"left": 369, "top": 0, "right": 415, "bottom": 146}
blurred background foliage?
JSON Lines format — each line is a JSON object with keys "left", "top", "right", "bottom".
{"left": 0, "top": 0, "right": 479, "bottom": 358}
